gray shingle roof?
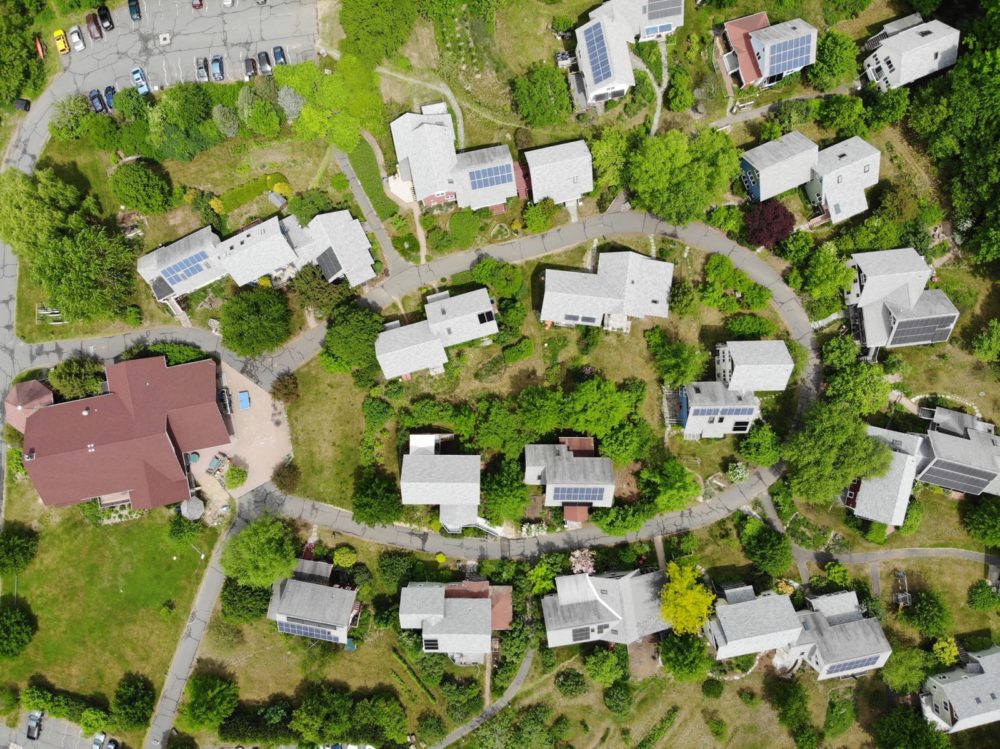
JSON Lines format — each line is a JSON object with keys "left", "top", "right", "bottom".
{"left": 750, "top": 17, "right": 816, "bottom": 45}
{"left": 867, "top": 19, "right": 960, "bottom": 88}
{"left": 741, "top": 131, "right": 818, "bottom": 201}
{"left": 685, "top": 381, "right": 760, "bottom": 407}
{"left": 375, "top": 321, "right": 448, "bottom": 379}
{"left": 216, "top": 217, "right": 298, "bottom": 286}
{"left": 390, "top": 110, "right": 457, "bottom": 202}
{"left": 589, "top": 0, "right": 685, "bottom": 38}
{"left": 137, "top": 225, "right": 226, "bottom": 300}
{"left": 525, "top": 140, "right": 594, "bottom": 205}
{"left": 524, "top": 443, "right": 614, "bottom": 487}
{"left": 540, "top": 251, "right": 673, "bottom": 325}
{"left": 927, "top": 647, "right": 1000, "bottom": 730}
{"left": 854, "top": 426, "right": 920, "bottom": 526}
{"left": 399, "top": 583, "right": 445, "bottom": 629}
{"left": 398, "top": 583, "right": 495, "bottom": 655}
{"left": 714, "top": 593, "right": 801, "bottom": 650}
{"left": 575, "top": 17, "right": 635, "bottom": 102}
{"left": 451, "top": 146, "right": 518, "bottom": 210}
{"left": 798, "top": 606, "right": 891, "bottom": 665}
{"left": 813, "top": 137, "right": 880, "bottom": 224}
{"left": 268, "top": 579, "right": 357, "bottom": 627}
{"left": 425, "top": 289, "right": 498, "bottom": 347}
{"left": 285, "top": 211, "right": 376, "bottom": 287}
{"left": 719, "top": 340, "right": 794, "bottom": 392}
{"left": 401, "top": 453, "right": 481, "bottom": 506}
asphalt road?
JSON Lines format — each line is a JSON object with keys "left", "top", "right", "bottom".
{"left": 3, "top": 0, "right": 318, "bottom": 174}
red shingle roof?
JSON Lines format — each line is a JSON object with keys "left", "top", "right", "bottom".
{"left": 4, "top": 380, "right": 54, "bottom": 433}
{"left": 724, "top": 12, "right": 770, "bottom": 87}
{"left": 23, "top": 357, "right": 230, "bottom": 509}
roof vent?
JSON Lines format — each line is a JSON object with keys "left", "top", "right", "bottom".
{"left": 87, "top": 443, "right": 96, "bottom": 453}
{"left": 24, "top": 449, "right": 35, "bottom": 462}
{"left": 82, "top": 407, "right": 90, "bottom": 416}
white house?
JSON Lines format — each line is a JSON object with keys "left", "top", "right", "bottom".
{"left": 863, "top": 17, "right": 960, "bottom": 91}
{"left": 723, "top": 13, "right": 817, "bottom": 88}
{"left": 740, "top": 131, "right": 818, "bottom": 202}
{"left": 805, "top": 137, "right": 881, "bottom": 224}
{"left": 524, "top": 140, "right": 594, "bottom": 206}
{"left": 524, "top": 437, "right": 615, "bottom": 523}
{"left": 922, "top": 646, "right": 1000, "bottom": 733}
{"left": 845, "top": 426, "right": 921, "bottom": 527}
{"left": 267, "top": 560, "right": 360, "bottom": 644}
{"left": 400, "top": 434, "right": 481, "bottom": 533}
{"left": 706, "top": 585, "right": 802, "bottom": 659}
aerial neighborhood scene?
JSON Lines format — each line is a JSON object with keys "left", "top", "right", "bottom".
{"left": 3, "top": 0, "right": 1000, "bottom": 748}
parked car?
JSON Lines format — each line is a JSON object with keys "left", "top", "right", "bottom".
{"left": 85, "top": 13, "right": 103, "bottom": 40}
{"left": 26, "top": 713, "right": 41, "bottom": 741}
{"left": 217, "top": 387, "right": 233, "bottom": 415}
{"left": 131, "top": 66, "right": 149, "bottom": 95}
{"left": 243, "top": 57, "right": 257, "bottom": 80}
{"left": 272, "top": 45, "right": 287, "bottom": 65}
{"left": 53, "top": 29, "right": 70, "bottom": 54}
{"left": 128, "top": 0, "right": 141, "bottom": 21}
{"left": 97, "top": 5, "right": 115, "bottom": 31}
{"left": 106, "top": 740, "right": 119, "bottom": 749}
{"left": 211, "top": 54, "right": 224, "bottom": 81}
{"left": 68, "top": 25, "right": 85, "bottom": 52}
{"left": 222, "top": 0, "right": 234, "bottom": 6}
{"left": 195, "top": 57, "right": 209, "bottom": 83}
{"left": 257, "top": 51, "right": 272, "bottom": 75}
{"left": 92, "top": 732, "right": 106, "bottom": 749}
{"left": 88, "top": 89, "right": 106, "bottom": 113}
{"left": 104, "top": 85, "right": 116, "bottom": 109}
{"left": 191, "top": 0, "right": 203, "bottom": 8}
{"left": 13, "top": 98, "right": 30, "bottom": 112}
{"left": 256, "top": 0, "right": 267, "bottom": 4}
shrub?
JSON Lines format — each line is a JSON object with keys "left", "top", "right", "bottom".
{"left": 965, "top": 496, "right": 1000, "bottom": 547}
{"left": 645, "top": 328, "right": 709, "bottom": 386}
{"left": 48, "top": 356, "right": 105, "bottom": 399}
{"left": 417, "top": 712, "right": 445, "bottom": 742}
{"left": 726, "top": 461, "right": 749, "bottom": 483}
{"left": 0, "top": 525, "right": 39, "bottom": 575}
{"left": 288, "top": 189, "right": 334, "bottom": 226}
{"left": 554, "top": 668, "right": 587, "bottom": 697}
{"left": 220, "top": 287, "right": 292, "bottom": 357}
{"left": 111, "top": 161, "right": 173, "bottom": 213}
{"left": 523, "top": 198, "right": 559, "bottom": 233}
{"left": 724, "top": 314, "right": 778, "bottom": 339}
{"left": 968, "top": 579, "right": 1000, "bottom": 612}
{"left": 503, "top": 338, "right": 534, "bottom": 364}
{"left": 471, "top": 256, "right": 523, "bottom": 298}
{"left": 220, "top": 577, "right": 272, "bottom": 623}
{"left": 585, "top": 648, "right": 626, "bottom": 687}
{"left": 270, "top": 372, "right": 300, "bottom": 404}
{"left": 112, "top": 673, "right": 156, "bottom": 729}
{"left": 702, "top": 678, "right": 723, "bottom": 698}
{"left": 666, "top": 64, "right": 694, "bottom": 111}
{"left": 865, "top": 521, "right": 888, "bottom": 545}
{"left": 512, "top": 63, "right": 572, "bottom": 126}
{"left": 746, "top": 200, "right": 795, "bottom": 249}
{"left": 738, "top": 688, "right": 760, "bottom": 707}
{"left": 603, "top": 682, "right": 632, "bottom": 712}
{"left": 824, "top": 690, "right": 856, "bottom": 738}
{"left": 179, "top": 673, "right": 239, "bottom": 731}
{"left": 903, "top": 589, "right": 952, "bottom": 639}
{"left": 738, "top": 423, "right": 781, "bottom": 467}
{"left": 226, "top": 465, "right": 248, "bottom": 489}
{"left": 933, "top": 636, "right": 959, "bottom": 666}
{"left": 706, "top": 716, "right": 726, "bottom": 740}
{"left": 0, "top": 605, "right": 36, "bottom": 658}
{"left": 272, "top": 460, "right": 301, "bottom": 493}
{"left": 898, "top": 499, "right": 923, "bottom": 536}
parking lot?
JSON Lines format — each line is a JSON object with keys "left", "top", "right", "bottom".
{"left": 0, "top": 714, "right": 93, "bottom": 749}
{"left": 4, "top": 0, "right": 318, "bottom": 172}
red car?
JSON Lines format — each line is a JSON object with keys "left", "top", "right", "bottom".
{"left": 191, "top": 0, "right": 203, "bottom": 8}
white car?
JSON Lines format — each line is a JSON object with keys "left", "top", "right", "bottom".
{"left": 222, "top": 0, "right": 234, "bottom": 6}
{"left": 69, "top": 25, "right": 86, "bottom": 52}
{"left": 92, "top": 732, "right": 106, "bottom": 749}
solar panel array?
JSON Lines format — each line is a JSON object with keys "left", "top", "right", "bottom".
{"left": 643, "top": 23, "right": 674, "bottom": 36}
{"left": 469, "top": 163, "right": 513, "bottom": 191}
{"left": 767, "top": 34, "right": 814, "bottom": 77}
{"left": 647, "top": 0, "right": 682, "bottom": 20}
{"left": 888, "top": 315, "right": 957, "bottom": 346}
{"left": 827, "top": 655, "right": 881, "bottom": 675}
{"left": 584, "top": 23, "right": 613, "bottom": 84}
{"left": 553, "top": 486, "right": 606, "bottom": 503}
{"left": 162, "top": 250, "right": 210, "bottom": 286}
{"left": 277, "top": 619, "right": 342, "bottom": 643}
{"left": 690, "top": 407, "right": 756, "bottom": 417}
{"left": 922, "top": 459, "right": 995, "bottom": 495}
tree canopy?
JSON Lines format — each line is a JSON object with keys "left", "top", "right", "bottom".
{"left": 221, "top": 515, "right": 298, "bottom": 587}
{"left": 0, "top": 0, "right": 45, "bottom": 106}
{"left": 738, "top": 423, "right": 781, "bottom": 467}
{"left": 220, "top": 577, "right": 272, "bottom": 623}
{"left": 220, "top": 286, "right": 292, "bottom": 358}
{"left": 645, "top": 328, "right": 709, "bottom": 387}
{"left": 964, "top": 495, "right": 1000, "bottom": 547}
{"left": 111, "top": 161, "right": 173, "bottom": 214}
{"left": 320, "top": 303, "right": 384, "bottom": 382}
{"left": 0, "top": 605, "right": 36, "bottom": 658}
{"left": 874, "top": 707, "right": 950, "bottom": 749}
{"left": 513, "top": 64, "right": 573, "bottom": 126}
{"left": 902, "top": 589, "right": 953, "bottom": 639}
{"left": 746, "top": 200, "right": 795, "bottom": 249}
{"left": 289, "top": 681, "right": 353, "bottom": 745}
{"left": 659, "top": 632, "right": 712, "bottom": 681}
{"left": 352, "top": 466, "right": 402, "bottom": 526}
{"left": 584, "top": 648, "right": 626, "bottom": 687}
{"left": 179, "top": 673, "right": 239, "bottom": 730}
{"left": 339, "top": 0, "right": 416, "bottom": 65}
{"left": 112, "top": 673, "right": 156, "bottom": 729}
{"left": 660, "top": 561, "right": 715, "bottom": 635}
{"left": 881, "top": 647, "right": 932, "bottom": 694}
{"left": 48, "top": 356, "right": 106, "bottom": 399}
{"left": 627, "top": 128, "right": 739, "bottom": 225}
{"left": 808, "top": 31, "right": 857, "bottom": 92}
{"left": 739, "top": 516, "right": 793, "bottom": 577}
{"left": 0, "top": 525, "right": 39, "bottom": 575}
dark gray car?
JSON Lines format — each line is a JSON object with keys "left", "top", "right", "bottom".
{"left": 211, "top": 55, "right": 224, "bottom": 82}
{"left": 257, "top": 51, "right": 272, "bottom": 75}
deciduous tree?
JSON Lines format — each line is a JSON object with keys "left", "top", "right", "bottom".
{"left": 645, "top": 328, "right": 709, "bottom": 386}
{"left": 221, "top": 515, "right": 297, "bottom": 587}
{"left": 738, "top": 423, "right": 781, "bottom": 467}
{"left": 179, "top": 673, "right": 239, "bottom": 731}
{"left": 874, "top": 707, "right": 950, "bottom": 749}
{"left": 111, "top": 161, "right": 173, "bottom": 213}
{"left": 964, "top": 495, "right": 1000, "bottom": 547}
{"left": 339, "top": 0, "right": 416, "bottom": 65}
{"left": 512, "top": 64, "right": 572, "bottom": 126}
{"left": 220, "top": 287, "right": 292, "bottom": 358}
{"left": 745, "top": 200, "right": 795, "bottom": 249}
{"left": 809, "top": 31, "right": 857, "bottom": 92}
{"left": 739, "top": 516, "right": 792, "bottom": 577}
{"left": 48, "top": 356, "right": 106, "bottom": 399}
{"left": 352, "top": 466, "right": 401, "bottom": 526}
{"left": 0, "top": 524, "right": 38, "bottom": 575}
{"left": 112, "top": 674, "right": 156, "bottom": 729}
{"left": 660, "top": 561, "right": 715, "bottom": 635}
{"left": 288, "top": 681, "right": 352, "bottom": 745}
{"left": 903, "top": 589, "right": 952, "bottom": 639}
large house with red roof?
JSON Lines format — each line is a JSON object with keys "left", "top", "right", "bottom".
{"left": 20, "top": 356, "right": 230, "bottom": 510}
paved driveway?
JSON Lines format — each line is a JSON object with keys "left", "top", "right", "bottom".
{"left": 4, "top": 0, "right": 318, "bottom": 173}
{"left": 0, "top": 714, "right": 92, "bottom": 749}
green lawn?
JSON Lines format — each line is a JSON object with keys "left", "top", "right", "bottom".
{"left": 2, "top": 476, "right": 218, "bottom": 744}
{"left": 347, "top": 139, "right": 398, "bottom": 220}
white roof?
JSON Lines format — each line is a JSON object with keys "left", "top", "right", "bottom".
{"left": 524, "top": 443, "right": 615, "bottom": 488}
{"left": 712, "top": 593, "right": 802, "bottom": 659}
{"left": 268, "top": 579, "right": 357, "bottom": 627}
{"left": 216, "top": 217, "right": 298, "bottom": 286}
{"left": 853, "top": 426, "right": 920, "bottom": 526}
{"left": 398, "top": 582, "right": 496, "bottom": 656}
{"left": 813, "top": 138, "right": 881, "bottom": 224}
{"left": 451, "top": 146, "right": 518, "bottom": 210}
{"left": 137, "top": 225, "right": 226, "bottom": 300}
{"left": 576, "top": 17, "right": 635, "bottom": 101}
{"left": 741, "top": 131, "right": 818, "bottom": 200}
{"left": 401, "top": 453, "right": 481, "bottom": 506}
{"left": 425, "top": 289, "right": 498, "bottom": 347}
{"left": 390, "top": 110, "right": 458, "bottom": 201}
{"left": 867, "top": 20, "right": 960, "bottom": 88}
{"left": 541, "top": 251, "right": 673, "bottom": 324}
{"left": 375, "top": 321, "right": 448, "bottom": 379}
{"left": 525, "top": 140, "right": 594, "bottom": 205}
{"left": 721, "top": 340, "right": 794, "bottom": 392}
{"left": 589, "top": 0, "right": 685, "bottom": 38}
{"left": 284, "top": 212, "right": 375, "bottom": 287}
{"left": 847, "top": 248, "right": 931, "bottom": 307}
{"left": 926, "top": 648, "right": 1000, "bottom": 733}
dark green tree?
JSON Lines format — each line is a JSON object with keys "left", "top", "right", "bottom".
{"left": 554, "top": 668, "right": 587, "bottom": 697}
{"left": 221, "top": 515, "right": 297, "bottom": 587}
{"left": 482, "top": 459, "right": 531, "bottom": 524}
{"left": 220, "top": 286, "right": 292, "bottom": 357}
{"left": 638, "top": 458, "right": 699, "bottom": 512}
{"left": 352, "top": 466, "right": 401, "bottom": 526}
{"left": 512, "top": 64, "right": 572, "bottom": 126}
{"left": 48, "top": 356, "right": 105, "bottom": 399}
{"left": 471, "top": 256, "right": 523, "bottom": 298}
{"left": 112, "top": 673, "right": 156, "bottom": 729}
{"left": 320, "top": 304, "right": 383, "bottom": 376}
{"left": 818, "top": 94, "right": 869, "bottom": 137}
{"left": 178, "top": 673, "right": 239, "bottom": 731}
{"left": 645, "top": 328, "right": 709, "bottom": 386}
{"left": 808, "top": 31, "right": 857, "bottom": 92}
{"left": 0, "top": 524, "right": 39, "bottom": 575}
{"left": 220, "top": 578, "right": 272, "bottom": 623}
{"left": 111, "top": 161, "right": 173, "bottom": 214}
{"left": 965, "top": 495, "right": 1000, "bottom": 547}
{"left": 288, "top": 189, "right": 334, "bottom": 225}
{"left": 738, "top": 423, "right": 781, "bottom": 467}
{"left": 288, "top": 681, "right": 353, "bottom": 745}
{"left": 739, "top": 516, "right": 792, "bottom": 577}
{"left": 902, "top": 589, "right": 953, "bottom": 639}
{"left": 0, "top": 6, "right": 45, "bottom": 106}
{"left": 0, "top": 605, "right": 35, "bottom": 658}
{"left": 659, "top": 633, "right": 712, "bottom": 681}
{"left": 874, "top": 707, "right": 950, "bottom": 749}
{"left": 666, "top": 64, "right": 694, "bottom": 112}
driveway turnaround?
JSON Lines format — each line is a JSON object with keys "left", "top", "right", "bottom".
{"left": 3, "top": 0, "right": 318, "bottom": 174}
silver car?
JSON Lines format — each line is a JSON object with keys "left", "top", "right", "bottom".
{"left": 196, "top": 57, "right": 209, "bottom": 83}
{"left": 69, "top": 25, "right": 86, "bottom": 52}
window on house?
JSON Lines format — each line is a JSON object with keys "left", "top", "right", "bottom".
{"left": 581, "top": 316, "right": 597, "bottom": 323}
{"left": 934, "top": 51, "right": 939, "bottom": 60}
{"left": 565, "top": 314, "right": 580, "bottom": 322}
{"left": 864, "top": 164, "right": 871, "bottom": 173}
{"left": 572, "top": 627, "right": 590, "bottom": 642}
{"left": 424, "top": 639, "right": 439, "bottom": 651}
{"left": 477, "top": 310, "right": 495, "bottom": 324}
{"left": 734, "top": 421, "right": 751, "bottom": 432}
{"left": 837, "top": 175, "right": 843, "bottom": 183}
{"left": 708, "top": 416, "right": 716, "bottom": 424}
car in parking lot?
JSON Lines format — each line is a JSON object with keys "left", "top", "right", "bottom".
{"left": 89, "top": 89, "right": 106, "bottom": 113}
{"left": 104, "top": 85, "right": 116, "bottom": 109}
{"left": 273, "top": 45, "right": 287, "bottom": 65}
{"left": 106, "top": 739, "right": 119, "bottom": 749}
{"left": 26, "top": 713, "right": 42, "bottom": 741}
{"left": 257, "top": 51, "right": 272, "bottom": 75}
{"left": 53, "top": 29, "right": 70, "bottom": 54}
{"left": 98, "top": 5, "right": 114, "bottom": 31}
{"left": 128, "top": 0, "right": 141, "bottom": 21}
{"left": 211, "top": 55, "right": 225, "bottom": 81}
{"left": 131, "top": 67, "right": 149, "bottom": 95}
{"left": 69, "top": 26, "right": 85, "bottom": 52}
{"left": 196, "top": 57, "right": 209, "bottom": 83}
{"left": 244, "top": 57, "right": 257, "bottom": 80}
{"left": 92, "top": 731, "right": 106, "bottom": 749}
{"left": 192, "top": 0, "right": 203, "bottom": 8}
{"left": 86, "top": 13, "right": 103, "bottom": 40}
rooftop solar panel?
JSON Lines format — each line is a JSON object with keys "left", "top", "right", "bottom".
{"left": 647, "top": 0, "right": 682, "bottom": 20}
{"left": 469, "top": 162, "right": 514, "bottom": 191}
{"left": 161, "top": 249, "right": 211, "bottom": 287}
{"left": 584, "top": 23, "right": 613, "bottom": 85}
{"left": 767, "top": 34, "right": 813, "bottom": 77}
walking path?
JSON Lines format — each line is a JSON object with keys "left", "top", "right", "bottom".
{"left": 376, "top": 68, "right": 467, "bottom": 149}
{"left": 430, "top": 649, "right": 536, "bottom": 749}
{"left": 629, "top": 49, "right": 669, "bottom": 137}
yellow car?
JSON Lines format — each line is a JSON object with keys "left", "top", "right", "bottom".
{"left": 53, "top": 29, "right": 70, "bottom": 55}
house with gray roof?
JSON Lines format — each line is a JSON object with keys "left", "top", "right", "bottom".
{"left": 589, "top": 0, "right": 684, "bottom": 42}
{"left": 267, "top": 559, "right": 360, "bottom": 644}
{"left": 399, "top": 580, "right": 513, "bottom": 665}
{"left": 715, "top": 341, "right": 794, "bottom": 393}
{"left": 707, "top": 586, "right": 802, "bottom": 659}
{"left": 845, "top": 426, "right": 921, "bottom": 527}
{"left": 740, "top": 131, "right": 819, "bottom": 201}
{"left": 375, "top": 288, "right": 498, "bottom": 380}
{"left": 788, "top": 591, "right": 892, "bottom": 680}
{"left": 389, "top": 104, "right": 518, "bottom": 210}
{"left": 540, "top": 251, "right": 673, "bottom": 333}
{"left": 914, "top": 407, "right": 1000, "bottom": 496}
{"left": 401, "top": 434, "right": 482, "bottom": 533}
{"left": 138, "top": 211, "right": 375, "bottom": 306}
{"left": 525, "top": 140, "right": 594, "bottom": 206}
{"left": 863, "top": 17, "right": 959, "bottom": 91}
{"left": 922, "top": 646, "right": 1000, "bottom": 733}
{"left": 574, "top": 17, "right": 636, "bottom": 106}
{"left": 845, "top": 248, "right": 958, "bottom": 358}
{"left": 723, "top": 13, "right": 817, "bottom": 88}
{"left": 805, "top": 137, "right": 881, "bottom": 224}
{"left": 524, "top": 438, "right": 615, "bottom": 523}
{"left": 541, "top": 570, "right": 669, "bottom": 647}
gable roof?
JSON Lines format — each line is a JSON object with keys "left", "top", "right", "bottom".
{"left": 525, "top": 140, "right": 594, "bottom": 205}
{"left": 399, "top": 581, "right": 512, "bottom": 654}
{"left": 853, "top": 426, "right": 920, "bottom": 526}
{"left": 425, "top": 289, "right": 498, "bottom": 347}
{"left": 541, "top": 251, "right": 673, "bottom": 324}
{"left": 216, "top": 217, "right": 299, "bottom": 286}
{"left": 589, "top": 0, "right": 684, "bottom": 38}
{"left": 524, "top": 443, "right": 615, "bottom": 488}
{"left": 401, "top": 453, "right": 481, "bottom": 506}
{"left": 375, "top": 321, "right": 448, "bottom": 379}
{"left": 137, "top": 225, "right": 226, "bottom": 301}
{"left": 798, "top": 591, "right": 891, "bottom": 665}
{"left": 282, "top": 212, "right": 375, "bottom": 286}
{"left": 712, "top": 593, "right": 802, "bottom": 656}
{"left": 23, "top": 357, "right": 229, "bottom": 509}
{"left": 390, "top": 110, "right": 458, "bottom": 201}
{"left": 452, "top": 146, "right": 518, "bottom": 210}
{"left": 723, "top": 12, "right": 770, "bottom": 85}
{"left": 269, "top": 578, "right": 357, "bottom": 627}
{"left": 872, "top": 19, "right": 960, "bottom": 88}
{"left": 576, "top": 17, "right": 635, "bottom": 98}
{"left": 927, "top": 647, "right": 1000, "bottom": 731}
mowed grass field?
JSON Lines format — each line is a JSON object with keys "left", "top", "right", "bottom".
{"left": 2, "top": 476, "right": 218, "bottom": 740}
